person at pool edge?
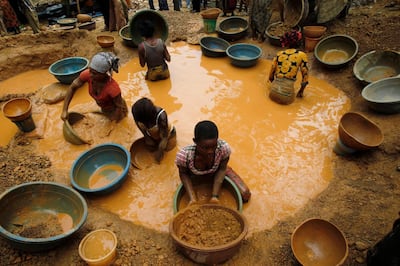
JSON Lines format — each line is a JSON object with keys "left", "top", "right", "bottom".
{"left": 175, "top": 120, "right": 251, "bottom": 205}
{"left": 268, "top": 30, "right": 309, "bottom": 105}
{"left": 61, "top": 52, "right": 128, "bottom": 122}
{"left": 131, "top": 97, "right": 177, "bottom": 163}
{"left": 138, "top": 19, "right": 171, "bottom": 81}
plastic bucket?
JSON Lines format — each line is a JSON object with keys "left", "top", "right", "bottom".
{"left": 203, "top": 18, "right": 217, "bottom": 33}
{"left": 2, "top": 98, "right": 36, "bottom": 132}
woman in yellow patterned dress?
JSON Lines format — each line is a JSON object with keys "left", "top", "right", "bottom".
{"left": 268, "top": 30, "right": 309, "bottom": 105}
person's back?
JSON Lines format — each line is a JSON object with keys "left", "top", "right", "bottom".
{"left": 143, "top": 39, "right": 166, "bottom": 69}
{"left": 138, "top": 20, "right": 171, "bottom": 81}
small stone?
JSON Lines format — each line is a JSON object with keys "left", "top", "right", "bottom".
{"left": 355, "top": 241, "right": 369, "bottom": 251}
{"left": 106, "top": 221, "right": 113, "bottom": 226}
{"left": 356, "top": 256, "right": 365, "bottom": 263}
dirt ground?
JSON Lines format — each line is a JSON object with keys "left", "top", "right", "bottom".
{"left": 0, "top": 0, "right": 400, "bottom": 265}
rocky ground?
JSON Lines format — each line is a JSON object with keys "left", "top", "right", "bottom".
{"left": 0, "top": 0, "right": 400, "bottom": 265}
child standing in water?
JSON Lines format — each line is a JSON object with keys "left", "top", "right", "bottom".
{"left": 138, "top": 20, "right": 171, "bottom": 81}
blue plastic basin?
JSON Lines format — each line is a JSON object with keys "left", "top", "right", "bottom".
{"left": 0, "top": 182, "right": 87, "bottom": 252}
{"left": 70, "top": 143, "right": 131, "bottom": 195}
{"left": 48, "top": 57, "right": 89, "bottom": 84}
{"left": 226, "top": 43, "right": 262, "bottom": 68}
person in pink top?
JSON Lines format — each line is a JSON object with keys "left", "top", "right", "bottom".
{"left": 61, "top": 52, "right": 128, "bottom": 122}
{"left": 175, "top": 120, "right": 251, "bottom": 205}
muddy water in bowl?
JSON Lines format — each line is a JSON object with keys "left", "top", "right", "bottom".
{"left": 89, "top": 164, "right": 124, "bottom": 189}
{"left": 322, "top": 49, "right": 349, "bottom": 64}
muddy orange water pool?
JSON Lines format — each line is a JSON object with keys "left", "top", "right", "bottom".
{"left": 0, "top": 42, "right": 350, "bottom": 234}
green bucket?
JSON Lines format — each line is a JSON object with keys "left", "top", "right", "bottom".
{"left": 203, "top": 18, "right": 217, "bottom": 33}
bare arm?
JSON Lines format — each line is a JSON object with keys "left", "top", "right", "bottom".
{"left": 210, "top": 157, "right": 229, "bottom": 202}
{"left": 108, "top": 94, "right": 127, "bottom": 121}
{"left": 61, "top": 77, "right": 85, "bottom": 120}
{"left": 155, "top": 110, "right": 169, "bottom": 162}
{"left": 178, "top": 166, "right": 197, "bottom": 204}
{"left": 138, "top": 42, "right": 146, "bottom": 67}
{"left": 163, "top": 44, "right": 171, "bottom": 62}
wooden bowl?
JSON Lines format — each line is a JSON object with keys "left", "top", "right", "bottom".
{"left": 291, "top": 218, "right": 348, "bottom": 266}
{"left": 96, "top": 35, "right": 115, "bottom": 48}
{"left": 338, "top": 112, "right": 384, "bottom": 150}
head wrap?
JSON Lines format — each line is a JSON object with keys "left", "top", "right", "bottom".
{"left": 89, "top": 52, "right": 120, "bottom": 74}
{"left": 280, "top": 30, "right": 303, "bottom": 48}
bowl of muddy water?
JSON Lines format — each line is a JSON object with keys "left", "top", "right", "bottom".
{"left": 291, "top": 218, "right": 349, "bottom": 265}
{"left": 49, "top": 57, "right": 89, "bottom": 84}
{"left": 226, "top": 43, "right": 262, "bottom": 68}
{"left": 173, "top": 176, "right": 243, "bottom": 213}
{"left": 70, "top": 143, "right": 131, "bottom": 195}
{"left": 314, "top": 34, "right": 358, "bottom": 68}
{"left": 217, "top": 16, "right": 248, "bottom": 41}
{"left": 338, "top": 112, "right": 384, "bottom": 151}
{"left": 79, "top": 229, "right": 118, "bottom": 266}
{"left": 0, "top": 182, "right": 88, "bottom": 252}
{"left": 353, "top": 50, "right": 400, "bottom": 85}
{"left": 169, "top": 204, "right": 248, "bottom": 265}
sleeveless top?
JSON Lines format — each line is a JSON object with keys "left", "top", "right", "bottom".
{"left": 137, "top": 109, "right": 173, "bottom": 140}
{"left": 143, "top": 39, "right": 166, "bottom": 69}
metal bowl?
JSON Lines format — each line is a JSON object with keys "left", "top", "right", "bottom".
{"left": 361, "top": 76, "right": 400, "bottom": 114}
{"left": 291, "top": 218, "right": 348, "bottom": 266}
{"left": 48, "top": 57, "right": 89, "bottom": 84}
{"left": 284, "top": 0, "right": 309, "bottom": 27}
{"left": 119, "top": 25, "right": 135, "bottom": 47}
{"left": 353, "top": 50, "right": 400, "bottom": 84}
{"left": 129, "top": 9, "right": 168, "bottom": 47}
{"left": 70, "top": 143, "right": 131, "bottom": 195}
{"left": 265, "top": 22, "right": 301, "bottom": 47}
{"left": 169, "top": 204, "right": 248, "bottom": 264}
{"left": 57, "top": 18, "right": 77, "bottom": 27}
{"left": 172, "top": 176, "right": 243, "bottom": 213}
{"left": 338, "top": 112, "right": 384, "bottom": 150}
{"left": 78, "top": 21, "right": 96, "bottom": 31}
{"left": 97, "top": 35, "right": 115, "bottom": 48}
{"left": 226, "top": 43, "right": 262, "bottom": 68}
{"left": 314, "top": 34, "right": 358, "bottom": 68}
{"left": 217, "top": 16, "right": 248, "bottom": 42}
{"left": 0, "top": 182, "right": 87, "bottom": 252}
{"left": 199, "top": 36, "right": 230, "bottom": 57}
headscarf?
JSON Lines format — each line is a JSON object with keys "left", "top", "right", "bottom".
{"left": 280, "top": 30, "right": 302, "bottom": 48}
{"left": 89, "top": 52, "right": 120, "bottom": 74}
